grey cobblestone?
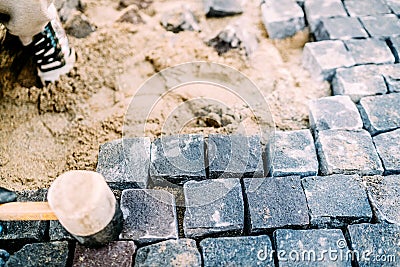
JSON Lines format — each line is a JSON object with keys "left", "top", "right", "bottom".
{"left": 207, "top": 135, "right": 264, "bottom": 179}
{"left": 119, "top": 189, "right": 178, "bottom": 245}
{"left": 183, "top": 178, "right": 244, "bottom": 238}
{"left": 314, "top": 17, "right": 368, "bottom": 41}
{"left": 200, "top": 235, "right": 274, "bottom": 267}
{"left": 302, "top": 174, "right": 373, "bottom": 228}
{"left": 150, "top": 135, "right": 206, "bottom": 185}
{"left": 373, "top": 129, "right": 400, "bottom": 175}
{"left": 274, "top": 229, "right": 351, "bottom": 267}
{"left": 244, "top": 176, "right": 309, "bottom": 232}
{"left": 5, "top": 242, "right": 69, "bottom": 267}
{"left": 73, "top": 241, "right": 136, "bottom": 267}
{"left": 386, "top": 0, "right": 400, "bottom": 15}
{"left": 344, "top": 38, "right": 395, "bottom": 65}
{"left": 97, "top": 138, "right": 151, "bottom": 190}
{"left": 304, "top": 0, "right": 348, "bottom": 32}
{"left": 135, "top": 239, "right": 201, "bottom": 267}
{"left": 347, "top": 223, "right": 400, "bottom": 267}
{"left": 379, "top": 63, "right": 400, "bottom": 93}
{"left": 0, "top": 189, "right": 47, "bottom": 243}
{"left": 49, "top": 221, "right": 74, "bottom": 241}
{"left": 261, "top": 0, "right": 305, "bottom": 39}
{"left": 309, "top": 95, "right": 363, "bottom": 133}
{"left": 343, "top": 0, "right": 391, "bottom": 16}
{"left": 359, "top": 93, "right": 400, "bottom": 135}
{"left": 302, "top": 40, "right": 355, "bottom": 81}
{"left": 316, "top": 130, "right": 383, "bottom": 176}
{"left": 272, "top": 130, "right": 318, "bottom": 177}
{"left": 366, "top": 175, "right": 400, "bottom": 224}
{"left": 332, "top": 65, "right": 388, "bottom": 102}
{"left": 360, "top": 15, "right": 400, "bottom": 39}
{"left": 203, "top": 0, "right": 243, "bottom": 17}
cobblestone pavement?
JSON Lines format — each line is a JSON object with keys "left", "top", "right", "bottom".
{"left": 1, "top": 0, "right": 400, "bottom": 266}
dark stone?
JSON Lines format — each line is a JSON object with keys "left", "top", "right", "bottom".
{"left": 272, "top": 130, "right": 318, "bottom": 177}
{"left": 207, "top": 135, "right": 264, "bottom": 179}
{"left": 304, "top": 0, "right": 348, "bottom": 32}
{"left": 207, "top": 21, "right": 258, "bottom": 56}
{"left": 359, "top": 93, "right": 400, "bottom": 135}
{"left": 97, "top": 137, "right": 151, "bottom": 190}
{"left": 344, "top": 38, "right": 395, "bottom": 65}
{"left": 73, "top": 241, "right": 136, "bottom": 267}
{"left": 366, "top": 175, "right": 400, "bottom": 224}
{"left": 0, "top": 187, "right": 16, "bottom": 204}
{"left": 373, "top": 129, "right": 400, "bottom": 175}
{"left": 200, "top": 235, "right": 274, "bottom": 267}
{"left": 117, "top": 6, "right": 144, "bottom": 24}
{"left": 316, "top": 130, "right": 383, "bottom": 176}
{"left": 274, "top": 229, "right": 351, "bottom": 267}
{"left": 54, "top": 0, "right": 84, "bottom": 22}
{"left": 244, "top": 176, "right": 309, "bottom": 232}
{"left": 378, "top": 63, "right": 400, "bottom": 93}
{"left": 261, "top": 0, "right": 305, "bottom": 39}
{"left": 204, "top": 0, "right": 243, "bottom": 17}
{"left": 150, "top": 135, "right": 206, "bottom": 185}
{"left": 302, "top": 174, "right": 372, "bottom": 227}
{"left": 314, "top": 17, "right": 368, "bottom": 41}
{"left": 302, "top": 40, "right": 355, "bottom": 81}
{"left": 183, "top": 178, "right": 244, "bottom": 238}
{"left": 347, "top": 223, "right": 400, "bottom": 267}
{"left": 309, "top": 95, "right": 363, "bottom": 133}
{"left": 343, "top": 0, "right": 391, "bottom": 16}
{"left": 119, "top": 189, "right": 178, "bottom": 244}
{"left": 161, "top": 7, "right": 200, "bottom": 33}
{"left": 0, "top": 189, "right": 47, "bottom": 242}
{"left": 65, "top": 11, "right": 96, "bottom": 38}
{"left": 49, "top": 221, "right": 74, "bottom": 241}
{"left": 5, "top": 242, "right": 69, "bottom": 267}
{"left": 360, "top": 15, "right": 400, "bottom": 39}
{"left": 135, "top": 239, "right": 201, "bottom": 267}
{"left": 332, "top": 65, "right": 388, "bottom": 102}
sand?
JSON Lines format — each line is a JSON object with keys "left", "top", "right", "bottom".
{"left": 0, "top": 0, "right": 330, "bottom": 191}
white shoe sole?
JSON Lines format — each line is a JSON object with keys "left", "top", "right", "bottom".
{"left": 38, "top": 47, "right": 76, "bottom": 83}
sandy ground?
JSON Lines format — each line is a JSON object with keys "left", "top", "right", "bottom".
{"left": 0, "top": 0, "right": 330, "bottom": 191}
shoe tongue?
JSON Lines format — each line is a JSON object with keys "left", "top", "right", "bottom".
{"left": 0, "top": 188, "right": 17, "bottom": 204}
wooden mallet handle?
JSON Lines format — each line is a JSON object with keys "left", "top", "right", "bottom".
{"left": 0, "top": 202, "right": 58, "bottom": 221}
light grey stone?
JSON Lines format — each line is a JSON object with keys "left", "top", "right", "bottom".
{"left": 304, "top": 0, "right": 348, "bottom": 32}
{"left": 261, "top": 0, "right": 305, "bottom": 39}
{"left": 302, "top": 40, "right": 355, "bottom": 81}
{"left": 309, "top": 95, "right": 363, "bottom": 132}
{"left": 332, "top": 65, "right": 388, "bottom": 102}
{"left": 344, "top": 38, "right": 395, "bottom": 65}
{"left": 314, "top": 17, "right": 368, "bottom": 41}
{"left": 359, "top": 93, "right": 400, "bottom": 135}
{"left": 316, "top": 129, "right": 383, "bottom": 176}
{"left": 272, "top": 130, "right": 318, "bottom": 177}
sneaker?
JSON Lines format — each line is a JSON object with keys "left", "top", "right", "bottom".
{"left": 32, "top": 4, "right": 75, "bottom": 83}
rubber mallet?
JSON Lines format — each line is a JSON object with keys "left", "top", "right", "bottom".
{"left": 0, "top": 171, "right": 123, "bottom": 247}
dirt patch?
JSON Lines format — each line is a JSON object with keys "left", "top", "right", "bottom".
{"left": 0, "top": 0, "right": 330, "bottom": 190}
